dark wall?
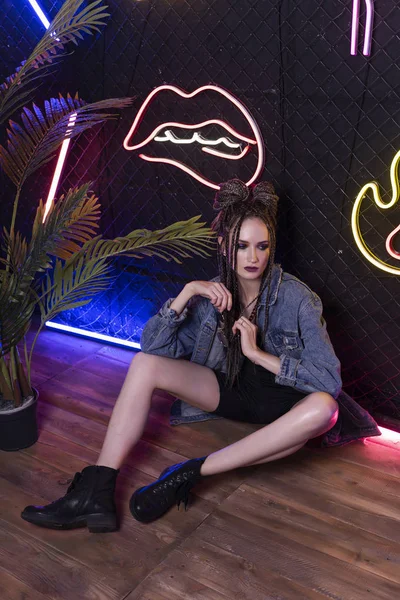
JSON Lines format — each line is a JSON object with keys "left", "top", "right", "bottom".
{"left": 1, "top": 0, "right": 400, "bottom": 420}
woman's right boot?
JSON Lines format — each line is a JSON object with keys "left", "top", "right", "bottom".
{"left": 21, "top": 465, "right": 119, "bottom": 533}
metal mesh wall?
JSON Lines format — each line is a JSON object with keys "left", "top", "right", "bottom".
{"left": 1, "top": 0, "right": 399, "bottom": 421}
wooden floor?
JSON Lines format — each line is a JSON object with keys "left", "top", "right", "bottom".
{"left": 1, "top": 327, "right": 400, "bottom": 600}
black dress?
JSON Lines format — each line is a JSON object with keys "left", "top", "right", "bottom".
{"left": 211, "top": 357, "right": 307, "bottom": 424}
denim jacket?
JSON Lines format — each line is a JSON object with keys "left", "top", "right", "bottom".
{"left": 141, "top": 264, "right": 380, "bottom": 447}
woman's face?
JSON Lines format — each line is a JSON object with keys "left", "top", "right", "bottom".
{"left": 232, "top": 217, "right": 271, "bottom": 281}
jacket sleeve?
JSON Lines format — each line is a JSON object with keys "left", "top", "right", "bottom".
{"left": 275, "top": 294, "right": 342, "bottom": 398}
{"left": 140, "top": 296, "right": 202, "bottom": 359}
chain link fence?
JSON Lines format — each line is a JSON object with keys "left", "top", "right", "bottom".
{"left": 1, "top": 0, "right": 399, "bottom": 421}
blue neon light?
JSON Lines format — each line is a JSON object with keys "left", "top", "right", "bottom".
{"left": 28, "top": 0, "right": 51, "bottom": 29}
{"left": 46, "top": 321, "right": 141, "bottom": 349}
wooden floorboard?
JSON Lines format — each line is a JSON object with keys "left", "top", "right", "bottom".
{"left": 308, "top": 441, "right": 400, "bottom": 479}
{"left": 166, "top": 517, "right": 400, "bottom": 600}
{"left": 216, "top": 483, "right": 400, "bottom": 584}
{"left": 0, "top": 515, "right": 120, "bottom": 600}
{"left": 0, "top": 568, "right": 51, "bottom": 600}
{"left": 0, "top": 326, "right": 398, "bottom": 599}
{"left": 245, "top": 452, "right": 400, "bottom": 542}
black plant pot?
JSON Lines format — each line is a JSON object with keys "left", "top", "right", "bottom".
{"left": 0, "top": 389, "right": 39, "bottom": 451}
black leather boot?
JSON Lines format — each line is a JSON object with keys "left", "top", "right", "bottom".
{"left": 21, "top": 465, "right": 119, "bottom": 532}
{"left": 130, "top": 456, "right": 207, "bottom": 523}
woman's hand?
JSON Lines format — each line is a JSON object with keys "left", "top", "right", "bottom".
{"left": 186, "top": 281, "right": 232, "bottom": 313}
{"left": 232, "top": 316, "right": 259, "bottom": 360}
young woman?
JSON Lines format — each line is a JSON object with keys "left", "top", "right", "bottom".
{"left": 21, "top": 179, "right": 340, "bottom": 532}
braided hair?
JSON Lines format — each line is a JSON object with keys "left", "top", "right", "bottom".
{"left": 211, "top": 179, "right": 279, "bottom": 388}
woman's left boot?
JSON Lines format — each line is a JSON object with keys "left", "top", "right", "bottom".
{"left": 130, "top": 456, "right": 207, "bottom": 523}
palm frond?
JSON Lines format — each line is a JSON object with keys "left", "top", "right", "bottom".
{"left": 1, "top": 229, "right": 28, "bottom": 273}
{"left": 22, "top": 183, "right": 98, "bottom": 287}
{"left": 70, "top": 216, "right": 216, "bottom": 265}
{"left": 0, "top": 184, "right": 102, "bottom": 355}
{"left": 31, "top": 188, "right": 101, "bottom": 259}
{"left": 0, "top": 279, "right": 35, "bottom": 357}
{"left": 0, "top": 184, "right": 93, "bottom": 309}
{"left": 0, "top": 94, "right": 132, "bottom": 188}
{"left": 35, "top": 216, "right": 214, "bottom": 327}
{"left": 39, "top": 218, "right": 215, "bottom": 321}
{"left": 50, "top": 194, "right": 101, "bottom": 260}
{"left": 0, "top": 60, "right": 63, "bottom": 123}
{"left": 40, "top": 256, "right": 113, "bottom": 322}
{"left": 0, "top": 0, "right": 110, "bottom": 124}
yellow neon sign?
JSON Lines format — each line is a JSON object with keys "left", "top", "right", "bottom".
{"left": 351, "top": 149, "right": 400, "bottom": 275}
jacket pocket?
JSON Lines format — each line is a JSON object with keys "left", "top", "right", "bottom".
{"left": 192, "top": 319, "right": 217, "bottom": 365}
{"left": 269, "top": 329, "right": 302, "bottom": 355}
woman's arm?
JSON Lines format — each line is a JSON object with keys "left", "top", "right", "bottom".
{"left": 233, "top": 318, "right": 281, "bottom": 374}
{"left": 233, "top": 296, "right": 342, "bottom": 398}
{"left": 141, "top": 280, "right": 232, "bottom": 358}
{"left": 140, "top": 287, "right": 200, "bottom": 358}
{"left": 169, "top": 284, "right": 195, "bottom": 316}
{"left": 249, "top": 349, "right": 281, "bottom": 374}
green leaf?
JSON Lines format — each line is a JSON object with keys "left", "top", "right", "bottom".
{"left": 67, "top": 216, "right": 216, "bottom": 267}
{"left": 40, "top": 256, "right": 113, "bottom": 322}
{"left": 2, "top": 229, "right": 28, "bottom": 273}
{"left": 0, "top": 184, "right": 102, "bottom": 355}
{"left": 0, "top": 0, "right": 111, "bottom": 125}
{"left": 0, "top": 94, "right": 133, "bottom": 188}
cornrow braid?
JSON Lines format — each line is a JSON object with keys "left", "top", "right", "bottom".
{"left": 212, "top": 179, "right": 279, "bottom": 388}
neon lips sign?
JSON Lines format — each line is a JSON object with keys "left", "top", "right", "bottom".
{"left": 352, "top": 149, "right": 400, "bottom": 275}
{"left": 123, "top": 84, "right": 265, "bottom": 190}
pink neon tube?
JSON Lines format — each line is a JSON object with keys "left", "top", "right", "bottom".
{"left": 202, "top": 146, "right": 250, "bottom": 160}
{"left": 139, "top": 154, "right": 221, "bottom": 190}
{"left": 351, "top": 0, "right": 374, "bottom": 56}
{"left": 363, "top": 0, "right": 374, "bottom": 56}
{"left": 43, "top": 112, "right": 77, "bottom": 222}
{"left": 386, "top": 224, "right": 400, "bottom": 259}
{"left": 350, "top": 0, "right": 360, "bottom": 56}
{"left": 123, "top": 84, "right": 265, "bottom": 189}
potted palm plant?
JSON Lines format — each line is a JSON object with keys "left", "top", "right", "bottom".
{"left": 0, "top": 0, "right": 214, "bottom": 450}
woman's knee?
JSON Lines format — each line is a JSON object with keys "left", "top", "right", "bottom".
{"left": 129, "top": 352, "right": 180, "bottom": 390}
{"left": 131, "top": 351, "right": 156, "bottom": 366}
{"left": 129, "top": 351, "right": 160, "bottom": 378}
{"left": 310, "top": 392, "right": 339, "bottom": 427}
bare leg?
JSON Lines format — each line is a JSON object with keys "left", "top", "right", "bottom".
{"left": 243, "top": 394, "right": 331, "bottom": 466}
{"left": 200, "top": 393, "right": 339, "bottom": 476}
{"left": 98, "top": 351, "right": 338, "bottom": 477}
{"left": 97, "top": 352, "right": 220, "bottom": 469}
{"left": 249, "top": 442, "right": 307, "bottom": 465}
{"left": 20, "top": 353, "right": 221, "bottom": 532}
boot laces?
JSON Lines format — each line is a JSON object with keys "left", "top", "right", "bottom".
{"left": 66, "top": 472, "right": 82, "bottom": 494}
{"left": 42, "top": 472, "right": 83, "bottom": 509}
{"left": 150, "top": 472, "right": 197, "bottom": 511}
{"left": 175, "top": 479, "right": 194, "bottom": 511}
